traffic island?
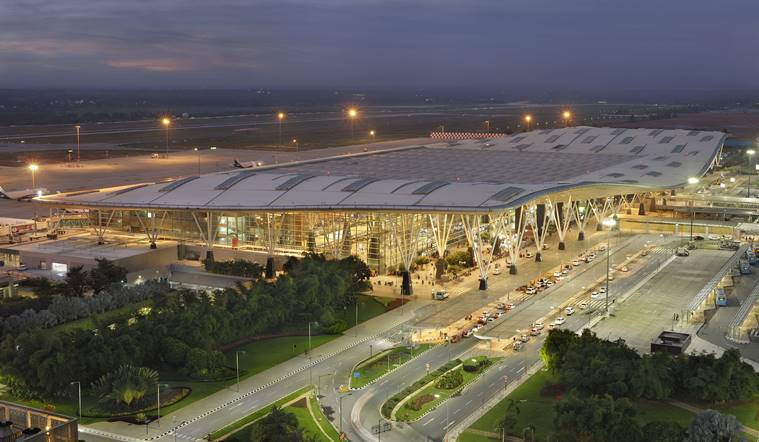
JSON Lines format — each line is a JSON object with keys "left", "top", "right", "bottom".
{"left": 381, "top": 356, "right": 499, "bottom": 422}
{"left": 349, "top": 344, "right": 434, "bottom": 389}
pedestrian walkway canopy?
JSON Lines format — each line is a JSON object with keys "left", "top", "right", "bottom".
{"left": 37, "top": 127, "right": 726, "bottom": 213}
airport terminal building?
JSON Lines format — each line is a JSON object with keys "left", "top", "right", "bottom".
{"left": 36, "top": 127, "right": 726, "bottom": 292}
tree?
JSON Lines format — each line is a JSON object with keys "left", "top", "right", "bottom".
{"left": 248, "top": 406, "right": 303, "bottom": 442}
{"left": 497, "top": 399, "right": 520, "bottom": 436}
{"left": 539, "top": 329, "right": 577, "bottom": 372}
{"left": 642, "top": 421, "right": 686, "bottom": 442}
{"left": 553, "top": 391, "right": 642, "bottom": 442}
{"left": 91, "top": 365, "right": 159, "bottom": 410}
{"left": 686, "top": 409, "right": 743, "bottom": 442}
{"left": 64, "top": 266, "right": 89, "bottom": 297}
{"left": 88, "top": 258, "right": 128, "bottom": 294}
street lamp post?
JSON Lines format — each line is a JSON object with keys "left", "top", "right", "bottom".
{"left": 347, "top": 108, "right": 358, "bottom": 141}
{"left": 162, "top": 118, "right": 171, "bottom": 158}
{"left": 156, "top": 383, "right": 168, "bottom": 426}
{"left": 193, "top": 147, "right": 199, "bottom": 174}
{"left": 747, "top": 149, "right": 756, "bottom": 197}
{"left": 524, "top": 114, "right": 532, "bottom": 132}
{"left": 562, "top": 111, "right": 572, "bottom": 127}
{"left": 369, "top": 130, "right": 376, "bottom": 141}
{"left": 602, "top": 218, "right": 617, "bottom": 313}
{"left": 277, "top": 112, "right": 285, "bottom": 148}
{"left": 28, "top": 164, "right": 39, "bottom": 219}
{"left": 338, "top": 393, "right": 352, "bottom": 434}
{"left": 74, "top": 125, "right": 81, "bottom": 167}
{"left": 70, "top": 381, "right": 81, "bottom": 418}
{"left": 687, "top": 177, "right": 700, "bottom": 241}
{"left": 236, "top": 350, "right": 246, "bottom": 392}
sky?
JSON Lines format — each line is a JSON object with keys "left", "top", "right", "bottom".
{"left": 1, "top": 0, "right": 759, "bottom": 92}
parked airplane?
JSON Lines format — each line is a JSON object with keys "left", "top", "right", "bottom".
{"left": 233, "top": 159, "right": 264, "bottom": 169}
{"left": 0, "top": 186, "right": 49, "bottom": 201}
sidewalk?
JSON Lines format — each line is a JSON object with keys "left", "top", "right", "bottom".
{"left": 84, "top": 298, "right": 424, "bottom": 440}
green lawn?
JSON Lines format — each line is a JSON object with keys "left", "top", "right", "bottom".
{"left": 333, "top": 294, "right": 390, "bottom": 326}
{"left": 216, "top": 388, "right": 340, "bottom": 442}
{"left": 48, "top": 300, "right": 152, "bottom": 333}
{"left": 350, "top": 344, "right": 433, "bottom": 389}
{"left": 395, "top": 356, "right": 496, "bottom": 422}
{"left": 461, "top": 369, "right": 698, "bottom": 442}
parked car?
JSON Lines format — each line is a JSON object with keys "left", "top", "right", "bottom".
{"left": 496, "top": 303, "right": 506, "bottom": 310}
{"left": 553, "top": 271, "right": 563, "bottom": 278}
{"left": 693, "top": 235, "right": 705, "bottom": 240}
{"left": 708, "top": 234, "right": 721, "bottom": 240}
{"left": 572, "top": 260, "right": 581, "bottom": 266}
{"left": 505, "top": 303, "right": 515, "bottom": 310}
{"left": 676, "top": 247, "right": 690, "bottom": 257}
{"left": 519, "top": 334, "right": 530, "bottom": 342}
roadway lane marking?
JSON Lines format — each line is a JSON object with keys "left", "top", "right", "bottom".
{"left": 228, "top": 403, "right": 243, "bottom": 410}
{"left": 422, "top": 417, "right": 436, "bottom": 426}
{"left": 464, "top": 400, "right": 472, "bottom": 406}
{"left": 444, "top": 420, "right": 456, "bottom": 430}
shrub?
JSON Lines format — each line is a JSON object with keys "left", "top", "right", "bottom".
{"left": 435, "top": 369, "right": 463, "bottom": 389}
{"left": 406, "top": 394, "right": 435, "bottom": 411}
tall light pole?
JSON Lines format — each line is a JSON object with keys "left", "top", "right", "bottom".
{"left": 162, "top": 117, "right": 171, "bottom": 158}
{"left": 193, "top": 147, "right": 200, "bottom": 174}
{"left": 747, "top": 149, "right": 755, "bottom": 198}
{"left": 347, "top": 108, "right": 358, "bottom": 141}
{"left": 156, "top": 383, "right": 169, "bottom": 425}
{"left": 28, "top": 163, "right": 38, "bottom": 189}
{"left": 70, "top": 381, "right": 81, "bottom": 418}
{"left": 277, "top": 112, "right": 285, "bottom": 148}
{"left": 524, "top": 114, "right": 532, "bottom": 132}
{"left": 74, "top": 125, "right": 81, "bottom": 167}
{"left": 602, "top": 218, "right": 617, "bottom": 313}
{"left": 687, "top": 177, "right": 700, "bottom": 241}
{"left": 236, "top": 350, "right": 246, "bottom": 392}
{"left": 338, "top": 393, "right": 352, "bottom": 434}
{"left": 562, "top": 110, "right": 572, "bottom": 127}
{"left": 369, "top": 130, "right": 376, "bottom": 141}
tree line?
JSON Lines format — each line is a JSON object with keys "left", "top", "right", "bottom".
{"left": 0, "top": 254, "right": 371, "bottom": 401}
{"left": 523, "top": 329, "right": 757, "bottom": 442}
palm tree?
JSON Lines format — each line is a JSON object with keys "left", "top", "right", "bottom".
{"left": 92, "top": 365, "right": 159, "bottom": 410}
{"left": 248, "top": 406, "right": 302, "bottom": 441}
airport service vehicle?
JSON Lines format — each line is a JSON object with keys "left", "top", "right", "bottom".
{"left": 747, "top": 250, "right": 758, "bottom": 265}
{"left": 433, "top": 290, "right": 449, "bottom": 300}
{"left": 553, "top": 317, "right": 566, "bottom": 326}
{"left": 740, "top": 259, "right": 752, "bottom": 275}
{"left": 492, "top": 264, "right": 501, "bottom": 275}
{"left": 715, "top": 287, "right": 728, "bottom": 307}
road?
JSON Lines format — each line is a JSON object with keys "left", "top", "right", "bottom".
{"left": 343, "top": 235, "right": 675, "bottom": 442}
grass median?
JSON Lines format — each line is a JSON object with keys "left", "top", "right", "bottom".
{"left": 350, "top": 343, "right": 434, "bottom": 389}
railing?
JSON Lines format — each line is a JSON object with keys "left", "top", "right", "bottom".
{"left": 685, "top": 245, "right": 746, "bottom": 314}
{"left": 726, "top": 281, "right": 759, "bottom": 344}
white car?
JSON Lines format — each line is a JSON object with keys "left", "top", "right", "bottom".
{"left": 708, "top": 234, "right": 721, "bottom": 240}
{"left": 579, "top": 301, "right": 589, "bottom": 310}
{"left": 565, "top": 307, "right": 575, "bottom": 316}
{"left": 590, "top": 291, "right": 601, "bottom": 299}
{"left": 553, "top": 316, "right": 566, "bottom": 326}
{"left": 533, "top": 321, "right": 545, "bottom": 330}
{"left": 599, "top": 286, "right": 607, "bottom": 294}
{"left": 572, "top": 260, "right": 581, "bottom": 266}
{"left": 553, "top": 271, "right": 563, "bottom": 278}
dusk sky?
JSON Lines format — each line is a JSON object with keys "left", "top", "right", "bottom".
{"left": 2, "top": 0, "right": 759, "bottom": 91}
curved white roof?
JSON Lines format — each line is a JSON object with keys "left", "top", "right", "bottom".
{"left": 37, "top": 127, "right": 725, "bottom": 213}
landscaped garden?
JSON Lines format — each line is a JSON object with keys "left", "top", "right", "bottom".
{"left": 381, "top": 355, "right": 498, "bottom": 422}
{"left": 350, "top": 343, "right": 434, "bottom": 389}
{"left": 461, "top": 329, "right": 759, "bottom": 441}
{"left": 214, "top": 386, "right": 339, "bottom": 442}
{"left": 0, "top": 254, "right": 394, "bottom": 424}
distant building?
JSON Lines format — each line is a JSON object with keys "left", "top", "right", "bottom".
{"left": 0, "top": 400, "right": 78, "bottom": 442}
